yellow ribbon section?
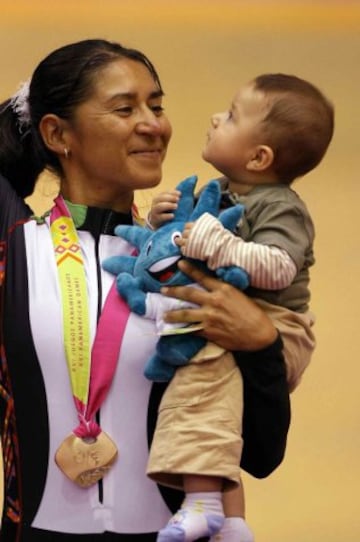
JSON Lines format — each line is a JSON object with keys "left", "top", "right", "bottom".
{"left": 51, "top": 215, "right": 91, "bottom": 405}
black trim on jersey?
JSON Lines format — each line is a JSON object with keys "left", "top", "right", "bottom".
{"left": 3, "top": 223, "right": 49, "bottom": 530}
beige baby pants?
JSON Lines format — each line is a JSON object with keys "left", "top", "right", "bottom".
{"left": 147, "top": 301, "right": 316, "bottom": 490}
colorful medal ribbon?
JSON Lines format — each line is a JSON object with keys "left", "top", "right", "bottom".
{"left": 50, "top": 195, "right": 131, "bottom": 440}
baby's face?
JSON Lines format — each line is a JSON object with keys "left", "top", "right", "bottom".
{"left": 202, "top": 82, "right": 269, "bottom": 181}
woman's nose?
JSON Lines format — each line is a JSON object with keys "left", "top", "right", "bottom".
{"left": 136, "top": 110, "right": 162, "bottom": 135}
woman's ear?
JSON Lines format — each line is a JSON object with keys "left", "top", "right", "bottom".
{"left": 246, "top": 145, "right": 274, "bottom": 172}
{"left": 39, "top": 114, "right": 68, "bottom": 156}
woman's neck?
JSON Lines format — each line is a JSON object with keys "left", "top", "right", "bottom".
{"left": 60, "top": 181, "right": 134, "bottom": 213}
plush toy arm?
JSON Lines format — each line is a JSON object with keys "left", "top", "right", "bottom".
{"left": 116, "top": 272, "right": 147, "bottom": 315}
{"left": 157, "top": 334, "right": 207, "bottom": 365}
{"left": 102, "top": 254, "right": 136, "bottom": 276}
{"left": 144, "top": 352, "right": 177, "bottom": 381}
{"left": 144, "top": 334, "right": 207, "bottom": 381}
{"left": 216, "top": 266, "right": 250, "bottom": 290}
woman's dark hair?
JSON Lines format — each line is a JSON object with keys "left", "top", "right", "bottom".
{"left": 0, "top": 39, "right": 163, "bottom": 197}
{"left": 253, "top": 73, "right": 334, "bottom": 183}
{"left": 0, "top": 100, "right": 42, "bottom": 197}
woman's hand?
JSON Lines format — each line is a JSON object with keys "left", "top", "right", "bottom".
{"left": 161, "top": 260, "right": 277, "bottom": 352}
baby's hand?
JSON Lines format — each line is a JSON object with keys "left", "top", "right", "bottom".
{"left": 176, "top": 222, "right": 195, "bottom": 250}
{"left": 149, "top": 190, "right": 181, "bottom": 229}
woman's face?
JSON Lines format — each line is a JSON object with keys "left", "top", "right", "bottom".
{"left": 63, "top": 58, "right": 172, "bottom": 201}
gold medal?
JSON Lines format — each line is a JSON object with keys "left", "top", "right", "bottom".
{"left": 55, "top": 431, "right": 118, "bottom": 488}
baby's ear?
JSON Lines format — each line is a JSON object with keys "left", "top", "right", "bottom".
{"left": 246, "top": 144, "right": 274, "bottom": 172}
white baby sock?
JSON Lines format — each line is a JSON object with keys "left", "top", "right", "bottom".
{"left": 209, "top": 516, "right": 255, "bottom": 542}
{"left": 157, "top": 491, "right": 224, "bottom": 542}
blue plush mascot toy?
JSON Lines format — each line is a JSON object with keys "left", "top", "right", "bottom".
{"left": 103, "top": 176, "right": 249, "bottom": 382}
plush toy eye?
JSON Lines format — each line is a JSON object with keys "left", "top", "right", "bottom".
{"left": 171, "top": 231, "right": 182, "bottom": 246}
{"left": 146, "top": 240, "right": 153, "bottom": 255}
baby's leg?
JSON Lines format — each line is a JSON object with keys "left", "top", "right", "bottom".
{"left": 155, "top": 351, "right": 243, "bottom": 541}
{"left": 210, "top": 480, "right": 254, "bottom": 542}
{"left": 157, "top": 474, "right": 224, "bottom": 542}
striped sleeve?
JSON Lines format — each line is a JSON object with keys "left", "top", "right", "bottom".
{"left": 182, "top": 213, "right": 297, "bottom": 290}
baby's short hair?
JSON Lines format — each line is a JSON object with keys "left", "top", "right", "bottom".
{"left": 253, "top": 73, "right": 334, "bottom": 183}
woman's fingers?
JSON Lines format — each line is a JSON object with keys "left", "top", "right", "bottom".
{"left": 164, "top": 260, "right": 218, "bottom": 294}
{"left": 162, "top": 260, "right": 278, "bottom": 351}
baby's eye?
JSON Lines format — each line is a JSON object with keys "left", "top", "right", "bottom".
{"left": 171, "top": 231, "right": 182, "bottom": 246}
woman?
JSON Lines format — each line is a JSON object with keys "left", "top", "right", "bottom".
{"left": 0, "top": 39, "right": 289, "bottom": 541}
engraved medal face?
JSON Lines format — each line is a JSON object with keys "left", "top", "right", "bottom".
{"left": 55, "top": 431, "right": 118, "bottom": 488}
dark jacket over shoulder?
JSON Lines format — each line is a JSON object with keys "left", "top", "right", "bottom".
{"left": 235, "top": 334, "right": 291, "bottom": 478}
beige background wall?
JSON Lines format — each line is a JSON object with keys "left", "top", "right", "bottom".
{"left": 1, "top": 1, "right": 359, "bottom": 540}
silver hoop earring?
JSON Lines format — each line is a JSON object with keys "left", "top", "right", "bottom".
{"left": 64, "top": 147, "right": 69, "bottom": 159}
